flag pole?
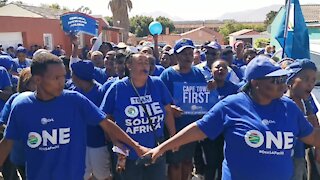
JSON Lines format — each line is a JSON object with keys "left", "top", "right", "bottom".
{"left": 282, "top": 0, "right": 292, "bottom": 58}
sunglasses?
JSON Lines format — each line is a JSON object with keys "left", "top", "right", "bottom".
{"left": 259, "top": 76, "right": 287, "bottom": 85}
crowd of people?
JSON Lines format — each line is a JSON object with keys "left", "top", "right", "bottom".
{"left": 0, "top": 34, "right": 319, "bottom": 180}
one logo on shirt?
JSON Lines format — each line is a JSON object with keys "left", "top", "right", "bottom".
{"left": 27, "top": 128, "right": 71, "bottom": 151}
{"left": 125, "top": 106, "right": 139, "bottom": 118}
{"left": 244, "top": 130, "right": 294, "bottom": 155}
{"left": 261, "top": 119, "right": 276, "bottom": 126}
{"left": 41, "top": 118, "right": 54, "bottom": 125}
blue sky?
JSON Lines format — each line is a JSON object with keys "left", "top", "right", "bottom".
{"left": 8, "top": 0, "right": 320, "bottom": 20}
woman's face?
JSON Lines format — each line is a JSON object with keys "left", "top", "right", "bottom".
{"left": 255, "top": 76, "right": 288, "bottom": 100}
{"left": 291, "top": 69, "right": 316, "bottom": 100}
{"left": 127, "top": 54, "right": 150, "bottom": 78}
{"left": 212, "top": 60, "right": 228, "bottom": 81}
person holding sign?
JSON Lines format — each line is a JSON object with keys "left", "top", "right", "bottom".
{"left": 160, "top": 38, "right": 218, "bottom": 180}
{"left": 145, "top": 55, "right": 320, "bottom": 180}
{"left": 100, "top": 53, "right": 176, "bottom": 180}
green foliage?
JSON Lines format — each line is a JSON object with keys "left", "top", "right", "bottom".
{"left": 219, "top": 21, "right": 266, "bottom": 44}
{"left": 264, "top": 10, "right": 278, "bottom": 27}
{"left": 129, "top": 15, "right": 175, "bottom": 37}
{"left": 104, "top": 16, "right": 113, "bottom": 26}
{"left": 155, "top": 16, "right": 175, "bottom": 34}
{"left": 130, "top": 15, "right": 154, "bottom": 37}
{"left": 254, "top": 38, "right": 270, "bottom": 48}
{"left": 49, "top": 3, "right": 60, "bottom": 10}
{"left": 0, "top": 0, "right": 7, "bottom": 7}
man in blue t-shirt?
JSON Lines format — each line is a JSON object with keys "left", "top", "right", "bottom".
{"left": 12, "top": 47, "right": 32, "bottom": 74}
{"left": 145, "top": 56, "right": 320, "bottom": 180}
{"left": 0, "top": 52, "right": 148, "bottom": 180}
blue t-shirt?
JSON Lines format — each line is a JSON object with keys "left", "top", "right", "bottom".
{"left": 232, "top": 56, "right": 245, "bottom": 68}
{"left": 0, "top": 93, "right": 25, "bottom": 165}
{"left": 12, "top": 58, "right": 32, "bottom": 73}
{"left": 74, "top": 82, "right": 106, "bottom": 148}
{"left": 160, "top": 66, "right": 207, "bottom": 130}
{"left": 4, "top": 90, "right": 106, "bottom": 180}
{"left": 0, "top": 66, "right": 12, "bottom": 111}
{"left": 100, "top": 76, "right": 172, "bottom": 160}
{"left": 94, "top": 67, "right": 109, "bottom": 84}
{"left": 153, "top": 65, "right": 165, "bottom": 76}
{"left": 195, "top": 62, "right": 213, "bottom": 82}
{"left": 216, "top": 81, "right": 239, "bottom": 100}
{"left": 100, "top": 77, "right": 119, "bottom": 96}
{"left": 196, "top": 92, "right": 313, "bottom": 180}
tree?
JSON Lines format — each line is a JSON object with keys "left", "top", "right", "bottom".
{"left": 264, "top": 10, "right": 278, "bottom": 27}
{"left": 130, "top": 15, "right": 154, "bottom": 37}
{"left": 254, "top": 38, "right": 270, "bottom": 48}
{"left": 155, "top": 16, "right": 175, "bottom": 34}
{"left": 219, "top": 21, "right": 266, "bottom": 44}
{"left": 0, "top": 0, "right": 7, "bottom": 7}
{"left": 104, "top": 16, "right": 113, "bottom": 26}
{"left": 76, "top": 6, "right": 92, "bottom": 14}
{"left": 49, "top": 3, "right": 61, "bottom": 10}
{"left": 108, "top": 0, "right": 132, "bottom": 42}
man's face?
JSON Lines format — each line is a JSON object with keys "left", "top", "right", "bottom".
{"left": 17, "top": 52, "right": 26, "bottom": 61}
{"left": 204, "top": 48, "right": 220, "bottom": 66}
{"left": 177, "top": 48, "right": 194, "bottom": 68}
{"left": 36, "top": 64, "right": 66, "bottom": 98}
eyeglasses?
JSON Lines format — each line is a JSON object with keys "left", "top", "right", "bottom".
{"left": 259, "top": 76, "right": 287, "bottom": 85}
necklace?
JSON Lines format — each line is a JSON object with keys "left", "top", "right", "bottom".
{"left": 130, "top": 78, "right": 148, "bottom": 103}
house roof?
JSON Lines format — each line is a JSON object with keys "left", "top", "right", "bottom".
{"left": 180, "top": 26, "right": 220, "bottom": 36}
{"left": 301, "top": 4, "right": 320, "bottom": 23}
{"left": 12, "top": 3, "right": 67, "bottom": 19}
{"left": 229, "top": 29, "right": 255, "bottom": 36}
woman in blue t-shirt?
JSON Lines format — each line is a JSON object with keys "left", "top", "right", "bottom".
{"left": 100, "top": 53, "right": 176, "bottom": 180}
{"left": 145, "top": 56, "right": 320, "bottom": 180}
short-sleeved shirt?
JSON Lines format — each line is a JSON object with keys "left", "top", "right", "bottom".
{"left": 100, "top": 76, "right": 172, "bottom": 160}
{"left": 152, "top": 65, "right": 165, "bottom": 76}
{"left": 4, "top": 90, "right": 106, "bottom": 180}
{"left": 94, "top": 67, "right": 109, "bottom": 84}
{"left": 0, "top": 66, "right": 12, "bottom": 111}
{"left": 12, "top": 58, "right": 32, "bottom": 73}
{"left": 196, "top": 92, "right": 313, "bottom": 180}
{"left": 160, "top": 66, "right": 207, "bottom": 130}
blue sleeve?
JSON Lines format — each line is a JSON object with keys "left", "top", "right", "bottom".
{"left": 295, "top": 105, "right": 313, "bottom": 138}
{"left": 156, "top": 78, "right": 173, "bottom": 106}
{"left": 76, "top": 93, "right": 106, "bottom": 126}
{"left": 0, "top": 94, "right": 18, "bottom": 125}
{"left": 160, "top": 69, "right": 172, "bottom": 92}
{"left": 100, "top": 83, "right": 116, "bottom": 115}
{"left": 0, "top": 68, "right": 12, "bottom": 89}
{"left": 196, "top": 101, "right": 225, "bottom": 140}
{"left": 4, "top": 105, "right": 22, "bottom": 141}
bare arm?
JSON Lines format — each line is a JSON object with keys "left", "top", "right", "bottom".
{"left": 145, "top": 122, "right": 207, "bottom": 162}
{"left": 70, "top": 34, "right": 79, "bottom": 58}
{"left": 300, "top": 128, "right": 320, "bottom": 148}
{"left": 153, "top": 35, "right": 160, "bottom": 61}
{"left": 99, "top": 118, "right": 149, "bottom": 157}
{"left": 0, "top": 138, "right": 13, "bottom": 167}
{"left": 164, "top": 104, "right": 176, "bottom": 137}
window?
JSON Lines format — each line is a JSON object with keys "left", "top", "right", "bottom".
{"left": 43, "top": 33, "right": 53, "bottom": 50}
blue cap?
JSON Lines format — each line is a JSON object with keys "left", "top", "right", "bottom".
{"left": 245, "top": 55, "right": 290, "bottom": 81}
{"left": 204, "top": 41, "right": 221, "bottom": 50}
{"left": 0, "top": 55, "right": 14, "bottom": 70}
{"left": 174, "top": 38, "right": 195, "bottom": 54}
{"left": 16, "top": 46, "right": 27, "bottom": 54}
{"left": 286, "top": 58, "right": 317, "bottom": 83}
{"left": 71, "top": 60, "right": 94, "bottom": 81}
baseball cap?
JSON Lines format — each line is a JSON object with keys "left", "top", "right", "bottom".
{"left": 16, "top": 46, "right": 27, "bottom": 54}
{"left": 245, "top": 55, "right": 290, "bottom": 82}
{"left": 71, "top": 60, "right": 94, "bottom": 81}
{"left": 204, "top": 41, "right": 221, "bottom": 50}
{"left": 0, "top": 55, "right": 14, "bottom": 70}
{"left": 285, "top": 58, "right": 317, "bottom": 83}
{"left": 174, "top": 38, "right": 195, "bottom": 54}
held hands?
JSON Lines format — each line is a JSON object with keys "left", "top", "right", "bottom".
{"left": 171, "top": 105, "right": 183, "bottom": 118}
{"left": 135, "top": 144, "right": 150, "bottom": 157}
{"left": 143, "top": 146, "right": 163, "bottom": 164}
